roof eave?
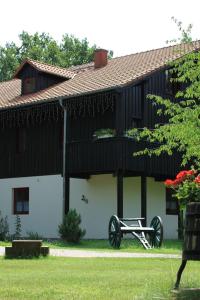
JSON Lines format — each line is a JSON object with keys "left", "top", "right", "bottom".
{"left": 13, "top": 59, "right": 74, "bottom": 80}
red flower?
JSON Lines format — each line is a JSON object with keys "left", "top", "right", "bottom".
{"left": 173, "top": 178, "right": 183, "bottom": 186}
{"left": 194, "top": 176, "right": 200, "bottom": 184}
{"left": 175, "top": 170, "right": 196, "bottom": 183}
{"left": 165, "top": 177, "right": 183, "bottom": 187}
{"left": 164, "top": 179, "right": 175, "bottom": 187}
{"left": 176, "top": 171, "right": 188, "bottom": 179}
{"left": 164, "top": 170, "right": 197, "bottom": 188}
{"left": 187, "top": 170, "right": 196, "bottom": 176}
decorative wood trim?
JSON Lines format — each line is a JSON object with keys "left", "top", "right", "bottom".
{"left": 141, "top": 176, "right": 147, "bottom": 226}
{"left": 0, "top": 102, "right": 63, "bottom": 129}
{"left": 65, "top": 91, "right": 116, "bottom": 119}
{"left": 117, "top": 172, "right": 123, "bottom": 218}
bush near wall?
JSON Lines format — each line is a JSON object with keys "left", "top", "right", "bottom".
{"left": 0, "top": 211, "right": 9, "bottom": 241}
{"left": 58, "top": 209, "right": 86, "bottom": 243}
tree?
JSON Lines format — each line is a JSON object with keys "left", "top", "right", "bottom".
{"left": 130, "top": 19, "right": 200, "bottom": 168}
{"left": 0, "top": 31, "right": 113, "bottom": 82}
{"left": 166, "top": 16, "right": 193, "bottom": 44}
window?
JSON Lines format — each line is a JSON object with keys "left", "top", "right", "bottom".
{"left": 166, "top": 188, "right": 178, "bottom": 215}
{"left": 13, "top": 188, "right": 29, "bottom": 215}
{"left": 23, "top": 77, "right": 36, "bottom": 94}
{"left": 16, "top": 128, "right": 26, "bottom": 154}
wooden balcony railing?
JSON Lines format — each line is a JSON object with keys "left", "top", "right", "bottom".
{"left": 67, "top": 137, "right": 179, "bottom": 178}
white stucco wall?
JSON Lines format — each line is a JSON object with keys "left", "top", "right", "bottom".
{"left": 0, "top": 175, "right": 63, "bottom": 238}
{"left": 147, "top": 177, "right": 178, "bottom": 239}
{"left": 70, "top": 175, "right": 178, "bottom": 239}
{"left": 123, "top": 177, "right": 141, "bottom": 218}
{"left": 0, "top": 174, "right": 178, "bottom": 239}
{"left": 70, "top": 175, "right": 117, "bottom": 239}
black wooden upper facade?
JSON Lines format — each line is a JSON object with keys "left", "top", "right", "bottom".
{"left": 0, "top": 62, "right": 181, "bottom": 180}
{"left": 16, "top": 63, "right": 67, "bottom": 95}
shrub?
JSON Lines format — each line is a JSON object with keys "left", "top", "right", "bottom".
{"left": 58, "top": 209, "right": 86, "bottom": 243}
{"left": 0, "top": 211, "right": 9, "bottom": 241}
{"left": 14, "top": 215, "right": 22, "bottom": 240}
{"left": 26, "top": 231, "right": 43, "bottom": 240}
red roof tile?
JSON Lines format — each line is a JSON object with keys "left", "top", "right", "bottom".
{"left": 1, "top": 41, "right": 200, "bottom": 110}
{"left": 13, "top": 58, "right": 75, "bottom": 79}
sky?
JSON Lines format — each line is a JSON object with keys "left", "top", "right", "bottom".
{"left": 1, "top": 0, "right": 200, "bottom": 57}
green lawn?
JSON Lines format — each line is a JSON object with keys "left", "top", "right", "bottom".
{"left": 0, "top": 256, "right": 200, "bottom": 299}
{"left": 0, "top": 239, "right": 182, "bottom": 254}
{"left": 44, "top": 239, "right": 182, "bottom": 254}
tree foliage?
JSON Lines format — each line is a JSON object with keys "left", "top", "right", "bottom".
{"left": 0, "top": 31, "right": 113, "bottom": 81}
{"left": 129, "top": 19, "right": 200, "bottom": 168}
{"left": 130, "top": 50, "right": 200, "bottom": 167}
{"left": 166, "top": 16, "right": 193, "bottom": 44}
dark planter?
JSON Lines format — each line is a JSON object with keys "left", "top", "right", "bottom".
{"left": 175, "top": 201, "right": 200, "bottom": 288}
{"left": 183, "top": 202, "right": 200, "bottom": 260}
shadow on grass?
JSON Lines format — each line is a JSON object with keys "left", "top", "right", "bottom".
{"left": 172, "top": 288, "right": 200, "bottom": 300}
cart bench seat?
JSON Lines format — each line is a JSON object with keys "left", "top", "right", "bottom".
{"left": 120, "top": 226, "right": 154, "bottom": 233}
{"left": 120, "top": 218, "right": 145, "bottom": 221}
{"left": 108, "top": 215, "right": 163, "bottom": 250}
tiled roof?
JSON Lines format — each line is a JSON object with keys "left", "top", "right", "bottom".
{"left": 13, "top": 58, "right": 75, "bottom": 79}
{"left": 1, "top": 41, "right": 200, "bottom": 110}
{"left": 0, "top": 79, "right": 21, "bottom": 106}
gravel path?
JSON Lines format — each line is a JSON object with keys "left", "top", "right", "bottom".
{"left": 0, "top": 246, "right": 181, "bottom": 258}
{"left": 0, "top": 246, "right": 4, "bottom": 256}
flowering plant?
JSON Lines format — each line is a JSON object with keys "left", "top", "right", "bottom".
{"left": 164, "top": 170, "right": 200, "bottom": 209}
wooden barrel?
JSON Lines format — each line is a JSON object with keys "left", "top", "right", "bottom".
{"left": 183, "top": 202, "right": 200, "bottom": 260}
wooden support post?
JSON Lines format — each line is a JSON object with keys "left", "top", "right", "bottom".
{"left": 141, "top": 176, "right": 147, "bottom": 226}
{"left": 117, "top": 172, "right": 123, "bottom": 218}
{"left": 64, "top": 108, "right": 70, "bottom": 216}
{"left": 60, "top": 99, "right": 70, "bottom": 217}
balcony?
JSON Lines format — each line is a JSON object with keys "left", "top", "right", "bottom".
{"left": 68, "top": 137, "right": 124, "bottom": 175}
{"left": 68, "top": 136, "right": 176, "bottom": 177}
{"left": 67, "top": 136, "right": 179, "bottom": 178}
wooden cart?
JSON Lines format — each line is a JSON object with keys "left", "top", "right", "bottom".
{"left": 108, "top": 215, "right": 163, "bottom": 249}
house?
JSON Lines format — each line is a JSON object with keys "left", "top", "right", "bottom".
{"left": 0, "top": 42, "right": 199, "bottom": 239}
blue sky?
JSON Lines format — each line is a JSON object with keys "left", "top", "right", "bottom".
{"left": 1, "top": 0, "right": 200, "bottom": 57}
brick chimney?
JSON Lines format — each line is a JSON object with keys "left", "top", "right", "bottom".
{"left": 94, "top": 49, "right": 108, "bottom": 68}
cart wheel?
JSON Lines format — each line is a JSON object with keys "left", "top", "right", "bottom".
{"left": 149, "top": 216, "right": 163, "bottom": 248}
{"left": 108, "top": 215, "right": 122, "bottom": 249}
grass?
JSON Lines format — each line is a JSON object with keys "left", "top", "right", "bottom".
{"left": 0, "top": 256, "right": 200, "bottom": 299}
{"left": 0, "top": 239, "right": 183, "bottom": 254}
{"left": 44, "top": 239, "right": 182, "bottom": 254}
